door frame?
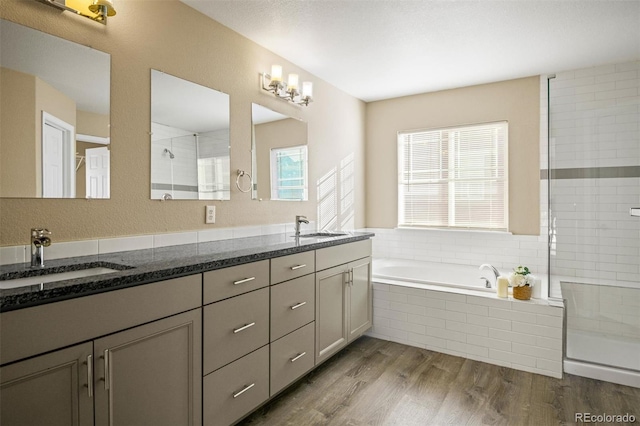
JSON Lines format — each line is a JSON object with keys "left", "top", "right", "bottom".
{"left": 42, "top": 111, "right": 75, "bottom": 198}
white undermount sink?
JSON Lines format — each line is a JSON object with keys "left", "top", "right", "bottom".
{"left": 0, "top": 267, "right": 119, "bottom": 290}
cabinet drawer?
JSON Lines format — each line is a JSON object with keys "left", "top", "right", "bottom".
{"left": 203, "top": 260, "right": 269, "bottom": 304}
{"left": 203, "top": 288, "right": 269, "bottom": 374}
{"left": 204, "top": 346, "right": 269, "bottom": 426}
{"left": 270, "top": 275, "right": 315, "bottom": 342}
{"left": 271, "top": 251, "right": 315, "bottom": 284}
{"left": 270, "top": 322, "right": 315, "bottom": 396}
{"left": 316, "top": 239, "right": 371, "bottom": 271}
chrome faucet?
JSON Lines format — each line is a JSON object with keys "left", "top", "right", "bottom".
{"left": 479, "top": 263, "right": 500, "bottom": 288}
{"left": 294, "top": 215, "right": 309, "bottom": 237}
{"left": 31, "top": 228, "right": 52, "bottom": 268}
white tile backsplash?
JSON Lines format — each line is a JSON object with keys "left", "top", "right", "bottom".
{"left": 153, "top": 231, "right": 198, "bottom": 248}
{"left": 98, "top": 235, "right": 154, "bottom": 254}
{"left": 0, "top": 222, "right": 312, "bottom": 265}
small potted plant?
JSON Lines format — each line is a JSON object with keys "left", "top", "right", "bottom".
{"left": 509, "top": 266, "right": 534, "bottom": 300}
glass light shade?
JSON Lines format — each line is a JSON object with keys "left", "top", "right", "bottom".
{"left": 302, "top": 81, "right": 313, "bottom": 98}
{"left": 287, "top": 73, "right": 299, "bottom": 91}
{"left": 270, "top": 65, "right": 283, "bottom": 83}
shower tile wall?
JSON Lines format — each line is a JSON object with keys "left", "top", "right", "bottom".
{"left": 548, "top": 61, "right": 640, "bottom": 289}
{"left": 151, "top": 122, "right": 199, "bottom": 199}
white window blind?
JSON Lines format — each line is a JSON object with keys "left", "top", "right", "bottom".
{"left": 398, "top": 121, "right": 508, "bottom": 231}
{"left": 270, "top": 145, "right": 308, "bottom": 201}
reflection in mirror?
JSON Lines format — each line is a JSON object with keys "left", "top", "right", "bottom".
{"left": 251, "top": 103, "right": 308, "bottom": 201}
{"left": 0, "top": 19, "right": 111, "bottom": 199}
{"left": 151, "top": 70, "right": 230, "bottom": 200}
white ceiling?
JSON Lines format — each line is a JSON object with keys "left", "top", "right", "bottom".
{"left": 181, "top": 0, "right": 640, "bottom": 102}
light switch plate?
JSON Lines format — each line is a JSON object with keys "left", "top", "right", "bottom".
{"left": 205, "top": 206, "right": 216, "bottom": 224}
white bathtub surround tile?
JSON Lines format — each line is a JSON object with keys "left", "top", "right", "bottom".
{"left": 98, "top": 235, "right": 154, "bottom": 254}
{"left": 153, "top": 232, "right": 198, "bottom": 248}
{"left": 0, "top": 246, "right": 26, "bottom": 265}
{"left": 368, "top": 281, "right": 564, "bottom": 378}
{"left": 46, "top": 240, "right": 99, "bottom": 260}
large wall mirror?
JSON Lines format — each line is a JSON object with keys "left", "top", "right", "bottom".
{"left": 251, "top": 103, "right": 308, "bottom": 201}
{"left": 0, "top": 19, "right": 111, "bottom": 199}
{"left": 151, "top": 70, "right": 230, "bottom": 200}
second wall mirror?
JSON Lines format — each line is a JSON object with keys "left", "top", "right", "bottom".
{"left": 251, "top": 103, "right": 308, "bottom": 201}
{"left": 151, "top": 70, "right": 230, "bottom": 200}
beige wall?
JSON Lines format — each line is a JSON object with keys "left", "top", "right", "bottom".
{"left": 0, "top": 67, "right": 37, "bottom": 197}
{"left": 77, "top": 110, "right": 109, "bottom": 138}
{"left": 365, "top": 76, "right": 540, "bottom": 235}
{"left": 254, "top": 118, "right": 307, "bottom": 200}
{"left": 0, "top": 68, "right": 76, "bottom": 198}
{"left": 0, "top": 0, "right": 366, "bottom": 246}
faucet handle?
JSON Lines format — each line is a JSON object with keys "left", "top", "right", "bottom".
{"left": 31, "top": 228, "right": 51, "bottom": 237}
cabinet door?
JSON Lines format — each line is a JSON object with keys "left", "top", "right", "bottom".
{"left": 94, "top": 309, "right": 202, "bottom": 426}
{"left": 0, "top": 342, "right": 93, "bottom": 426}
{"left": 315, "top": 264, "right": 348, "bottom": 364}
{"left": 348, "top": 257, "right": 372, "bottom": 342}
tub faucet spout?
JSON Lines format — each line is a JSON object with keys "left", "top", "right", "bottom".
{"left": 479, "top": 263, "right": 500, "bottom": 287}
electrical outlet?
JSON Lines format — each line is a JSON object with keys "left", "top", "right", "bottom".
{"left": 205, "top": 206, "right": 216, "bottom": 224}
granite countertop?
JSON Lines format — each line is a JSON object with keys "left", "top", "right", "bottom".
{"left": 0, "top": 231, "right": 374, "bottom": 312}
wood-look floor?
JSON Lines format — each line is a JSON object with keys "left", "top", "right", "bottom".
{"left": 241, "top": 336, "right": 640, "bottom": 426}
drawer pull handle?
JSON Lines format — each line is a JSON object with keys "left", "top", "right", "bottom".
{"left": 233, "top": 322, "right": 256, "bottom": 333}
{"left": 290, "top": 301, "right": 307, "bottom": 310}
{"left": 233, "top": 277, "right": 256, "bottom": 285}
{"left": 290, "top": 264, "right": 307, "bottom": 271}
{"left": 233, "top": 383, "right": 255, "bottom": 398}
{"left": 290, "top": 352, "right": 307, "bottom": 363}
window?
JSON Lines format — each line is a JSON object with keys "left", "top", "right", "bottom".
{"left": 270, "top": 145, "right": 308, "bottom": 201}
{"left": 398, "top": 121, "right": 508, "bottom": 230}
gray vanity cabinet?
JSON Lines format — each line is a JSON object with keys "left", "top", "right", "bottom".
{"left": 93, "top": 308, "right": 202, "bottom": 426}
{"left": 0, "top": 274, "right": 202, "bottom": 426}
{"left": 0, "top": 342, "right": 94, "bottom": 426}
{"left": 315, "top": 240, "right": 372, "bottom": 364}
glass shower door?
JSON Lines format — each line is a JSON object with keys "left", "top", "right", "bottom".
{"left": 548, "top": 61, "right": 640, "bottom": 374}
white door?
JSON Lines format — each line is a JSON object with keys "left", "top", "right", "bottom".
{"left": 85, "top": 147, "right": 110, "bottom": 199}
{"left": 42, "top": 123, "right": 65, "bottom": 198}
{"left": 42, "top": 112, "right": 75, "bottom": 198}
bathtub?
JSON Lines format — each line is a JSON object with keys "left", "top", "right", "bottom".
{"left": 373, "top": 258, "right": 495, "bottom": 294}
{"left": 368, "top": 258, "right": 565, "bottom": 379}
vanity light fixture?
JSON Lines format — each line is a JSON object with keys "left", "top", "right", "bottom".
{"left": 35, "top": 0, "right": 116, "bottom": 25}
{"left": 261, "top": 65, "right": 313, "bottom": 106}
